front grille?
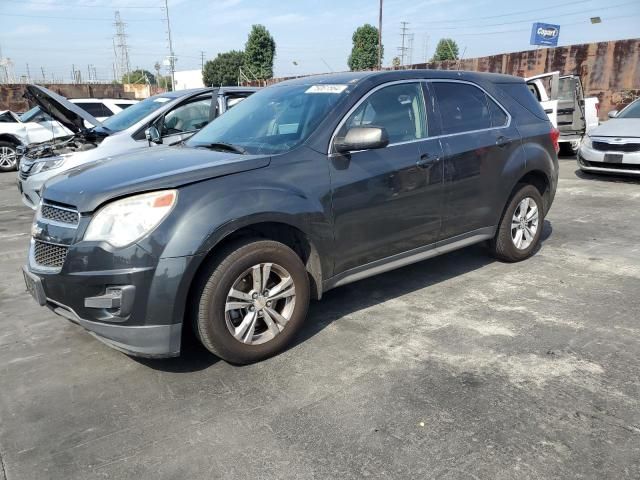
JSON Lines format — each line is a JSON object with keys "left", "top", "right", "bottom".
{"left": 33, "top": 241, "right": 68, "bottom": 268}
{"left": 581, "top": 158, "right": 640, "bottom": 171}
{"left": 592, "top": 141, "right": 640, "bottom": 153}
{"left": 41, "top": 204, "right": 79, "bottom": 225}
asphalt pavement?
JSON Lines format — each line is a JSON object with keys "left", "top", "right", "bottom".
{"left": 0, "top": 158, "right": 639, "bottom": 479}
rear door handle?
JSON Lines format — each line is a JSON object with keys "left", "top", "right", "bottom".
{"left": 496, "top": 135, "right": 513, "bottom": 148}
{"left": 416, "top": 154, "right": 439, "bottom": 169}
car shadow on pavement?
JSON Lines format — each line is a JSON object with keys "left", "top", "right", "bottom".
{"left": 136, "top": 220, "right": 553, "bottom": 373}
{"left": 575, "top": 169, "right": 640, "bottom": 185}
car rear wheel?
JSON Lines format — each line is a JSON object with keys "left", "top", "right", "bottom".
{"left": 489, "top": 184, "right": 544, "bottom": 262}
{"left": 193, "top": 239, "right": 310, "bottom": 364}
{"left": 0, "top": 142, "right": 18, "bottom": 172}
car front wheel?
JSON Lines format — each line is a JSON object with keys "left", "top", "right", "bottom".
{"left": 193, "top": 239, "right": 310, "bottom": 364}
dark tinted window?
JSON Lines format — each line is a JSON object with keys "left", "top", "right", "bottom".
{"left": 487, "top": 97, "right": 508, "bottom": 127}
{"left": 340, "top": 82, "right": 427, "bottom": 144}
{"left": 501, "top": 83, "right": 549, "bottom": 121}
{"left": 75, "top": 102, "right": 112, "bottom": 118}
{"left": 433, "top": 82, "right": 498, "bottom": 134}
{"left": 116, "top": 103, "right": 134, "bottom": 110}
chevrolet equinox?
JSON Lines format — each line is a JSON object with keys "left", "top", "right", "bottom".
{"left": 23, "top": 70, "right": 559, "bottom": 364}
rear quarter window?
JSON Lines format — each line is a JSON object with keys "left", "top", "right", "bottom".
{"left": 499, "top": 83, "right": 549, "bottom": 121}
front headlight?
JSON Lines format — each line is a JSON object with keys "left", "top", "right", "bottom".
{"left": 582, "top": 135, "right": 593, "bottom": 149}
{"left": 84, "top": 190, "right": 177, "bottom": 248}
{"left": 30, "top": 156, "right": 66, "bottom": 175}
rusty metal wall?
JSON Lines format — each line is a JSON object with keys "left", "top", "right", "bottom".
{"left": 396, "top": 38, "right": 640, "bottom": 120}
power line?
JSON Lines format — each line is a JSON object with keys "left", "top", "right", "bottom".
{"left": 1, "top": 0, "right": 164, "bottom": 8}
{"left": 0, "top": 12, "right": 162, "bottom": 21}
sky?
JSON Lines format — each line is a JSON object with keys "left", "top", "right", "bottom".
{"left": 1, "top": 0, "right": 639, "bottom": 83}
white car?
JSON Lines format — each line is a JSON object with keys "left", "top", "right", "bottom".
{"left": 0, "top": 96, "right": 137, "bottom": 172}
{"left": 578, "top": 98, "right": 640, "bottom": 176}
{"left": 526, "top": 72, "right": 599, "bottom": 154}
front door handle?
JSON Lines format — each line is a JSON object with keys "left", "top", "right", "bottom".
{"left": 416, "top": 154, "right": 439, "bottom": 169}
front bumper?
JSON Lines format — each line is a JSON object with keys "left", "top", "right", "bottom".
{"left": 578, "top": 143, "right": 640, "bottom": 176}
{"left": 18, "top": 174, "right": 45, "bottom": 210}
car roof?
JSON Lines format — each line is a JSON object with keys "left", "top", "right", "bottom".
{"left": 278, "top": 69, "right": 523, "bottom": 87}
{"left": 216, "top": 86, "right": 261, "bottom": 93}
{"left": 151, "top": 88, "right": 214, "bottom": 99}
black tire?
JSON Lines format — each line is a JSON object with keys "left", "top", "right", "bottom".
{"left": 489, "top": 184, "right": 544, "bottom": 262}
{"left": 0, "top": 141, "right": 19, "bottom": 172}
{"left": 192, "top": 239, "right": 310, "bottom": 364}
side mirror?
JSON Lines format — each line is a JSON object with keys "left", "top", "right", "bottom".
{"left": 334, "top": 126, "right": 389, "bottom": 154}
{"left": 608, "top": 110, "right": 618, "bottom": 119}
{"left": 145, "top": 126, "right": 162, "bottom": 145}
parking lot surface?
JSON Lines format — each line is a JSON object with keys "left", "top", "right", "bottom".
{"left": 0, "top": 158, "right": 639, "bottom": 479}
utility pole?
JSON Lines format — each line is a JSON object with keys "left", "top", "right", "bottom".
{"left": 41, "top": 66, "right": 46, "bottom": 82}
{"left": 26, "top": 63, "right": 31, "bottom": 83}
{"left": 407, "top": 33, "right": 414, "bottom": 67}
{"left": 398, "top": 21, "right": 410, "bottom": 67}
{"left": 377, "top": 0, "right": 383, "bottom": 70}
{"left": 163, "top": 0, "right": 176, "bottom": 91}
{"left": 200, "top": 51, "right": 205, "bottom": 73}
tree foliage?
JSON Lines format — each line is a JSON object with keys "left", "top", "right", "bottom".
{"left": 202, "top": 50, "right": 245, "bottom": 86}
{"left": 431, "top": 38, "right": 459, "bottom": 62}
{"left": 122, "top": 69, "right": 155, "bottom": 84}
{"left": 244, "top": 24, "right": 276, "bottom": 80}
{"left": 391, "top": 56, "right": 401, "bottom": 68}
{"left": 348, "top": 24, "right": 382, "bottom": 71}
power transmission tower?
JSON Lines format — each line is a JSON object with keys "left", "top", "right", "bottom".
{"left": 407, "top": 33, "right": 414, "bottom": 67}
{"left": 398, "top": 21, "right": 410, "bottom": 67}
{"left": 113, "top": 11, "right": 131, "bottom": 83}
{"left": 163, "top": 0, "right": 176, "bottom": 91}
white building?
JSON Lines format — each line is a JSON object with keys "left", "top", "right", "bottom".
{"left": 174, "top": 70, "right": 205, "bottom": 90}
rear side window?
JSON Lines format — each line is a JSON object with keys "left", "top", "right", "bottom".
{"left": 116, "top": 103, "right": 134, "bottom": 110}
{"left": 432, "top": 82, "right": 507, "bottom": 134}
{"left": 500, "top": 83, "right": 549, "bottom": 121}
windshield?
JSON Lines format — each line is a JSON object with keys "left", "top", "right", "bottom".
{"left": 187, "top": 84, "right": 348, "bottom": 155}
{"left": 19, "top": 106, "right": 50, "bottom": 123}
{"left": 101, "top": 95, "right": 172, "bottom": 132}
{"left": 617, "top": 100, "right": 640, "bottom": 119}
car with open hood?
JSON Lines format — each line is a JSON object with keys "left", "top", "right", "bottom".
{"left": 0, "top": 93, "right": 139, "bottom": 172}
{"left": 17, "top": 85, "right": 258, "bottom": 208}
{"left": 578, "top": 98, "right": 640, "bottom": 176}
{"left": 22, "top": 70, "right": 559, "bottom": 364}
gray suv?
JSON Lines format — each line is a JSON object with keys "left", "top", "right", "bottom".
{"left": 23, "top": 70, "right": 559, "bottom": 364}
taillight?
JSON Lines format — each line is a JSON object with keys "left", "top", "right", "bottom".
{"left": 550, "top": 127, "right": 560, "bottom": 153}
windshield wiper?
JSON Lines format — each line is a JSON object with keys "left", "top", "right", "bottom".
{"left": 195, "top": 142, "right": 247, "bottom": 154}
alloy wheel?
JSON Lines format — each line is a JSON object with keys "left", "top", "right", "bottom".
{"left": 0, "top": 146, "right": 17, "bottom": 170}
{"left": 511, "top": 197, "right": 539, "bottom": 250}
{"left": 224, "top": 262, "right": 296, "bottom": 345}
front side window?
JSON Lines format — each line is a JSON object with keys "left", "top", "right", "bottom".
{"left": 433, "top": 82, "right": 507, "bottom": 135}
{"left": 161, "top": 97, "right": 212, "bottom": 136}
{"left": 338, "top": 82, "right": 427, "bottom": 144}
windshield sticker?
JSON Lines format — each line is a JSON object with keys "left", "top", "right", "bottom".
{"left": 306, "top": 85, "right": 348, "bottom": 94}
{"left": 154, "top": 98, "right": 171, "bottom": 103}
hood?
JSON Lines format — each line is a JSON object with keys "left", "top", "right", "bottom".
{"left": 589, "top": 118, "right": 640, "bottom": 138}
{"left": 42, "top": 146, "right": 271, "bottom": 212}
{"left": 25, "top": 85, "right": 104, "bottom": 133}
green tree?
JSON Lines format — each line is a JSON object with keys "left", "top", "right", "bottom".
{"left": 244, "top": 24, "right": 276, "bottom": 80}
{"left": 431, "top": 38, "right": 459, "bottom": 62}
{"left": 202, "top": 50, "right": 245, "bottom": 86}
{"left": 122, "top": 69, "right": 155, "bottom": 84}
{"left": 348, "top": 24, "right": 382, "bottom": 71}
{"left": 391, "top": 56, "right": 401, "bottom": 69}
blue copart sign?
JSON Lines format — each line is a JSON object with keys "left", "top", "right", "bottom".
{"left": 530, "top": 23, "right": 560, "bottom": 46}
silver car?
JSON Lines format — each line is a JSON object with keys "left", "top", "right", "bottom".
{"left": 578, "top": 98, "right": 640, "bottom": 176}
{"left": 18, "top": 85, "right": 258, "bottom": 208}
